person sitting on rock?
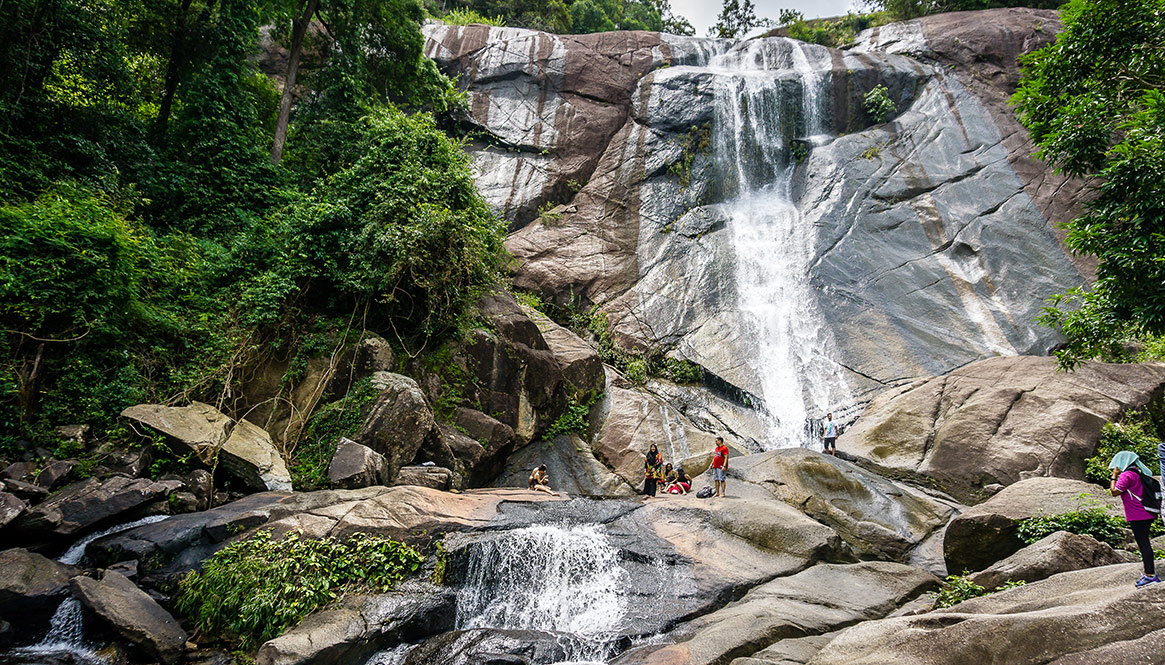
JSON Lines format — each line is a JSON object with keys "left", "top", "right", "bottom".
{"left": 528, "top": 464, "right": 559, "bottom": 496}
{"left": 1109, "top": 451, "right": 1160, "bottom": 587}
{"left": 666, "top": 465, "right": 691, "bottom": 494}
{"left": 663, "top": 463, "right": 676, "bottom": 487}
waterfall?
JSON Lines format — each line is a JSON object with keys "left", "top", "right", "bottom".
{"left": 58, "top": 514, "right": 170, "bottom": 566}
{"left": 10, "top": 598, "right": 106, "bottom": 665}
{"left": 456, "top": 524, "right": 627, "bottom": 663}
{"left": 708, "top": 39, "right": 854, "bottom": 448}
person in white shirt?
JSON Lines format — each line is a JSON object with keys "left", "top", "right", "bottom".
{"left": 822, "top": 413, "right": 838, "bottom": 456}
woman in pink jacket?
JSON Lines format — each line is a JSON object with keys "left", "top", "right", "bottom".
{"left": 1109, "top": 451, "right": 1160, "bottom": 587}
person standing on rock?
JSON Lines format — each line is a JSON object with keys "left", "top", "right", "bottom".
{"left": 823, "top": 413, "right": 838, "bottom": 456}
{"left": 644, "top": 445, "right": 664, "bottom": 497}
{"left": 712, "top": 436, "right": 729, "bottom": 497}
{"left": 1109, "top": 451, "right": 1160, "bottom": 587}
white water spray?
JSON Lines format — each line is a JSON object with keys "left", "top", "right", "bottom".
{"left": 456, "top": 524, "right": 627, "bottom": 662}
{"left": 708, "top": 39, "right": 854, "bottom": 448}
{"left": 58, "top": 514, "right": 170, "bottom": 566}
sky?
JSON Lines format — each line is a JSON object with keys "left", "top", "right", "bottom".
{"left": 671, "top": 0, "right": 861, "bottom": 37}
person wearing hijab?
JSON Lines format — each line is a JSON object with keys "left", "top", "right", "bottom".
{"left": 1109, "top": 451, "right": 1160, "bottom": 587}
{"left": 644, "top": 444, "right": 664, "bottom": 497}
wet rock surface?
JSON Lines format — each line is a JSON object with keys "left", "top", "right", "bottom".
{"left": 0, "top": 548, "right": 76, "bottom": 631}
{"left": 15, "top": 475, "right": 182, "bottom": 543}
{"left": 71, "top": 570, "right": 187, "bottom": 663}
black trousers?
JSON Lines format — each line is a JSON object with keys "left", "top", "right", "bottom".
{"left": 1130, "top": 518, "right": 1156, "bottom": 576}
{"left": 644, "top": 477, "right": 657, "bottom": 496}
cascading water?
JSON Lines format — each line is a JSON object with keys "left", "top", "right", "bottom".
{"left": 708, "top": 39, "right": 854, "bottom": 448}
{"left": 58, "top": 514, "right": 170, "bottom": 566}
{"left": 456, "top": 524, "right": 627, "bottom": 664}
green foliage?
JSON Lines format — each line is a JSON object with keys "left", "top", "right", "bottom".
{"left": 1016, "top": 496, "right": 1128, "bottom": 548}
{"left": 441, "top": 7, "right": 506, "bottom": 25}
{"left": 431, "top": 539, "right": 450, "bottom": 585}
{"left": 864, "top": 85, "right": 897, "bottom": 124}
{"left": 667, "top": 124, "right": 712, "bottom": 190}
{"left": 861, "top": 0, "right": 1065, "bottom": 21}
{"left": 932, "top": 574, "right": 1025, "bottom": 609}
{"left": 1084, "top": 412, "right": 1161, "bottom": 485}
{"left": 1013, "top": 0, "right": 1165, "bottom": 369}
{"left": 778, "top": 10, "right": 880, "bottom": 48}
{"left": 588, "top": 310, "right": 703, "bottom": 386}
{"left": 292, "top": 378, "right": 379, "bottom": 490}
{"left": 420, "top": 342, "right": 475, "bottom": 421}
{"left": 175, "top": 530, "right": 423, "bottom": 650}
{"left": 433, "top": 0, "right": 692, "bottom": 34}
{"left": 544, "top": 393, "right": 603, "bottom": 438}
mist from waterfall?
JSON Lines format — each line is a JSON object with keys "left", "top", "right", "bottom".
{"left": 708, "top": 39, "right": 854, "bottom": 449}
{"left": 456, "top": 524, "right": 627, "bottom": 663}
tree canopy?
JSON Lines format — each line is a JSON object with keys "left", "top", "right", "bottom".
{"left": 1013, "top": 0, "right": 1165, "bottom": 368}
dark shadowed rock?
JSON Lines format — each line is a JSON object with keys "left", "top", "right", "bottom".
{"left": 0, "top": 492, "right": 26, "bottom": 528}
{"left": 812, "top": 563, "right": 1165, "bottom": 665}
{"left": 521, "top": 306, "right": 604, "bottom": 398}
{"left": 327, "top": 438, "right": 389, "bottom": 489}
{"left": 0, "top": 548, "right": 76, "bottom": 631}
{"left": 611, "top": 562, "right": 938, "bottom": 665}
{"left": 120, "top": 402, "right": 231, "bottom": 465}
{"left": 257, "top": 589, "right": 455, "bottom": 665}
{"left": 356, "top": 373, "right": 437, "bottom": 482}
{"left": 841, "top": 357, "right": 1165, "bottom": 503}
{"left": 943, "top": 477, "right": 1122, "bottom": 575}
{"left": 72, "top": 570, "right": 187, "bottom": 663}
{"left": 488, "top": 434, "right": 636, "bottom": 496}
{"left": 404, "top": 628, "right": 585, "bottom": 665}
{"left": 968, "top": 530, "right": 1129, "bottom": 590}
{"left": 15, "top": 475, "right": 182, "bottom": 541}
{"left": 34, "top": 460, "right": 78, "bottom": 491}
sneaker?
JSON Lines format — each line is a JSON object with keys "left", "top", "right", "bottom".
{"left": 1136, "top": 575, "right": 1161, "bottom": 588}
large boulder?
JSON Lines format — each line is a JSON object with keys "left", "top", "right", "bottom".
{"left": 611, "top": 562, "right": 939, "bottom": 665}
{"left": 943, "top": 477, "right": 1122, "bottom": 575}
{"left": 393, "top": 466, "right": 453, "bottom": 491}
{"left": 0, "top": 492, "right": 26, "bottom": 528}
{"left": 521, "top": 305, "right": 605, "bottom": 398}
{"left": 220, "top": 419, "right": 292, "bottom": 491}
{"left": 731, "top": 449, "right": 957, "bottom": 561}
{"left": 729, "top": 632, "right": 840, "bottom": 665}
{"left": 488, "top": 433, "right": 637, "bottom": 496}
{"left": 841, "top": 356, "right": 1165, "bottom": 503}
{"left": 968, "top": 530, "right": 1130, "bottom": 590}
{"left": 72, "top": 570, "right": 187, "bottom": 663}
{"left": 812, "top": 563, "right": 1165, "bottom": 665}
{"left": 327, "top": 439, "right": 389, "bottom": 489}
{"left": 355, "top": 373, "right": 437, "bottom": 482}
{"left": 15, "top": 475, "right": 182, "bottom": 541}
{"left": 256, "top": 590, "right": 455, "bottom": 665}
{"left": 0, "top": 548, "right": 76, "bottom": 631}
{"left": 121, "top": 401, "right": 231, "bottom": 465}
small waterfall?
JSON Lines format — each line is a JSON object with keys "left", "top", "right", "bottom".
{"left": 10, "top": 598, "right": 106, "bottom": 665}
{"left": 456, "top": 524, "right": 627, "bottom": 663}
{"left": 708, "top": 39, "right": 854, "bottom": 448}
{"left": 58, "top": 514, "right": 170, "bottom": 566}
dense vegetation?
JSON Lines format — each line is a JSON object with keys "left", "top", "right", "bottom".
{"left": 1013, "top": 0, "right": 1165, "bottom": 368}
{"left": 1083, "top": 411, "right": 1162, "bottom": 485}
{"left": 429, "top": 0, "right": 694, "bottom": 35}
{"left": 932, "top": 574, "right": 1024, "bottom": 609}
{"left": 175, "top": 530, "right": 423, "bottom": 649}
{"left": 0, "top": 0, "right": 505, "bottom": 454}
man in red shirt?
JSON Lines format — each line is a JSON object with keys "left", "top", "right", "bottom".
{"left": 711, "top": 436, "right": 729, "bottom": 498}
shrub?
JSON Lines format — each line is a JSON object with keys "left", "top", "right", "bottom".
{"left": 1084, "top": 412, "right": 1161, "bottom": 485}
{"left": 933, "top": 574, "right": 1025, "bottom": 609}
{"left": 175, "top": 530, "right": 422, "bottom": 650}
{"left": 864, "top": 84, "right": 897, "bottom": 124}
{"left": 290, "top": 379, "right": 380, "bottom": 490}
{"left": 441, "top": 8, "right": 505, "bottom": 26}
{"left": 1016, "top": 497, "right": 1128, "bottom": 548}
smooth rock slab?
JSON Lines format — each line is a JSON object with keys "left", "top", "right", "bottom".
{"left": 489, "top": 433, "right": 637, "bottom": 496}
{"left": 943, "top": 476, "right": 1122, "bottom": 574}
{"left": 220, "top": 419, "right": 292, "bottom": 491}
{"left": 393, "top": 466, "right": 453, "bottom": 491}
{"left": 404, "top": 628, "right": 587, "bottom": 665}
{"left": 72, "top": 570, "right": 187, "bottom": 664}
{"left": 968, "top": 530, "right": 1129, "bottom": 590}
{"left": 612, "top": 561, "right": 939, "bottom": 665}
{"left": 841, "top": 357, "right": 1165, "bottom": 504}
{"left": 327, "top": 438, "right": 389, "bottom": 489}
{"left": 812, "top": 563, "right": 1165, "bottom": 665}
{"left": 121, "top": 401, "right": 231, "bottom": 465}
{"left": 15, "top": 475, "right": 182, "bottom": 540}
{"left": 257, "top": 590, "right": 455, "bottom": 665}
{"left": 0, "top": 548, "right": 76, "bottom": 631}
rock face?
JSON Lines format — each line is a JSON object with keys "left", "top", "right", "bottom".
{"left": 0, "top": 548, "right": 76, "bottom": 631}
{"left": 393, "top": 466, "right": 453, "bottom": 491}
{"left": 812, "top": 563, "right": 1165, "bottom": 665}
{"left": 327, "top": 438, "right": 389, "bottom": 489}
{"left": 968, "top": 530, "right": 1129, "bottom": 590}
{"left": 257, "top": 590, "right": 455, "bottom": 665}
{"left": 220, "top": 419, "right": 293, "bottom": 491}
{"left": 121, "top": 401, "right": 231, "bottom": 464}
{"left": 404, "top": 628, "right": 586, "bottom": 665}
{"left": 424, "top": 8, "right": 1088, "bottom": 425}
{"left": 840, "top": 356, "right": 1165, "bottom": 503}
{"left": 0, "top": 492, "right": 25, "bottom": 528}
{"left": 489, "top": 433, "right": 637, "bottom": 496}
{"left": 943, "top": 477, "right": 1123, "bottom": 574}
{"left": 72, "top": 570, "right": 187, "bottom": 664}
{"left": 15, "top": 475, "right": 182, "bottom": 541}
{"left": 356, "top": 373, "right": 438, "bottom": 482}
{"left": 611, "top": 562, "right": 938, "bottom": 665}
{"left": 731, "top": 449, "right": 956, "bottom": 561}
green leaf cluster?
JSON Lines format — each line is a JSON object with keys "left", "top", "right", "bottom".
{"left": 175, "top": 530, "right": 423, "bottom": 650}
{"left": 777, "top": 10, "right": 887, "bottom": 48}
{"left": 932, "top": 574, "right": 1025, "bottom": 609}
{"left": 1013, "top": 0, "right": 1165, "bottom": 369}
{"left": 429, "top": 0, "right": 693, "bottom": 35}
{"left": 860, "top": 0, "right": 1065, "bottom": 21}
{"left": 1083, "top": 411, "right": 1161, "bottom": 485}
{"left": 292, "top": 378, "right": 380, "bottom": 490}
{"left": 864, "top": 84, "right": 897, "bottom": 124}
{"left": 588, "top": 310, "right": 703, "bottom": 385}
{"left": 1016, "top": 498, "right": 1131, "bottom": 548}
